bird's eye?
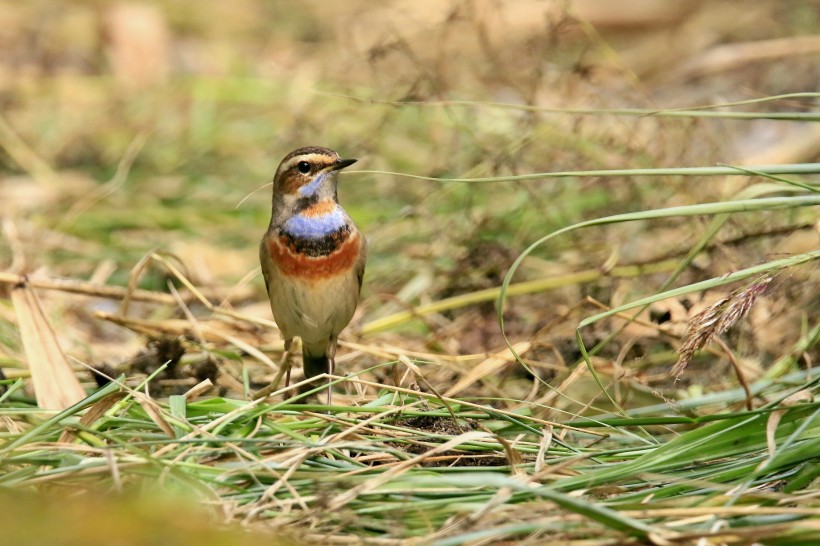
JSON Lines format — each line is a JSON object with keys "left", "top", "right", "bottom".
{"left": 297, "top": 161, "right": 311, "bottom": 174}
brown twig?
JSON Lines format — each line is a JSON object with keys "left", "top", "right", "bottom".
{"left": 0, "top": 271, "right": 176, "bottom": 304}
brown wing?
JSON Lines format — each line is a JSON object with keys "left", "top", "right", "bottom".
{"left": 355, "top": 233, "right": 367, "bottom": 294}
{"left": 259, "top": 236, "right": 273, "bottom": 296}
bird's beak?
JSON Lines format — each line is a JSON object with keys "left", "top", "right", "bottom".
{"left": 330, "top": 158, "right": 357, "bottom": 171}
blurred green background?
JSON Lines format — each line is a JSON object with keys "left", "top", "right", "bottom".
{"left": 0, "top": 0, "right": 818, "bottom": 386}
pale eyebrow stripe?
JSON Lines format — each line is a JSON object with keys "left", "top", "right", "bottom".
{"left": 277, "top": 153, "right": 335, "bottom": 177}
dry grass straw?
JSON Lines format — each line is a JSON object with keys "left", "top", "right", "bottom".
{"left": 9, "top": 280, "right": 85, "bottom": 409}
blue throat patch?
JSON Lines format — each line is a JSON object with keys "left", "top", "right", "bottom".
{"left": 298, "top": 171, "right": 328, "bottom": 197}
{"left": 283, "top": 207, "right": 347, "bottom": 239}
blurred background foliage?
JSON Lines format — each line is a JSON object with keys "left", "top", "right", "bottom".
{"left": 0, "top": 0, "right": 817, "bottom": 399}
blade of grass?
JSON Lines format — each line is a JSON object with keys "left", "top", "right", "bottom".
{"left": 357, "top": 163, "right": 820, "bottom": 184}
{"left": 0, "top": 381, "right": 121, "bottom": 454}
{"left": 496, "top": 195, "right": 820, "bottom": 398}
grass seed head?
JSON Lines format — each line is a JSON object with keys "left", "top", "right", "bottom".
{"left": 674, "top": 275, "right": 773, "bottom": 377}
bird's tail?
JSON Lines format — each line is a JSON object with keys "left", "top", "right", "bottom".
{"left": 302, "top": 348, "right": 330, "bottom": 380}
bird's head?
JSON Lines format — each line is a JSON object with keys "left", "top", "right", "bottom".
{"left": 272, "top": 146, "right": 356, "bottom": 205}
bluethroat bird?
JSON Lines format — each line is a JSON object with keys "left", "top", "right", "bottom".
{"left": 259, "top": 146, "right": 366, "bottom": 403}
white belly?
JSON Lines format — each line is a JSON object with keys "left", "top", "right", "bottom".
{"left": 267, "top": 266, "right": 360, "bottom": 347}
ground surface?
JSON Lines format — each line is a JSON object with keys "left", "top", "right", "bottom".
{"left": 0, "top": 1, "right": 819, "bottom": 544}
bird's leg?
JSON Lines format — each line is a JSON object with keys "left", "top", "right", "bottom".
{"left": 326, "top": 339, "right": 337, "bottom": 406}
{"left": 282, "top": 338, "right": 294, "bottom": 388}
{"left": 253, "top": 338, "right": 294, "bottom": 400}
{"left": 327, "top": 356, "right": 335, "bottom": 406}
